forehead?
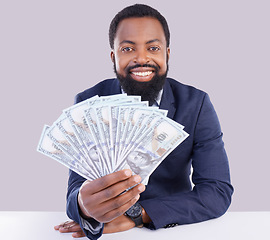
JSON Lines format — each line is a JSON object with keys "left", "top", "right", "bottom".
{"left": 114, "top": 17, "right": 166, "bottom": 45}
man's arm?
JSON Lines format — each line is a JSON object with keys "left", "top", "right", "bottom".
{"left": 54, "top": 209, "right": 151, "bottom": 238}
{"left": 66, "top": 169, "right": 145, "bottom": 239}
{"left": 140, "top": 93, "right": 233, "bottom": 229}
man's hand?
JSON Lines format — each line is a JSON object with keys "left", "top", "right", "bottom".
{"left": 54, "top": 169, "right": 146, "bottom": 238}
{"left": 54, "top": 214, "right": 136, "bottom": 238}
{"left": 103, "top": 214, "right": 135, "bottom": 233}
{"left": 54, "top": 221, "right": 85, "bottom": 238}
{"left": 78, "top": 169, "right": 145, "bottom": 223}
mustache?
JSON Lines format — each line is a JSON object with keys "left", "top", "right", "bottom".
{"left": 126, "top": 64, "right": 160, "bottom": 73}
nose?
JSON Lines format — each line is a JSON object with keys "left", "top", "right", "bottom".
{"left": 133, "top": 48, "right": 150, "bottom": 64}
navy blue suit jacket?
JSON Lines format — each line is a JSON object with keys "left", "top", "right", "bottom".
{"left": 66, "top": 78, "right": 233, "bottom": 239}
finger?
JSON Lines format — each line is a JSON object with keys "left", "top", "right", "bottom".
{"left": 72, "top": 230, "right": 86, "bottom": 238}
{"left": 99, "top": 183, "right": 145, "bottom": 214}
{"left": 93, "top": 175, "right": 143, "bottom": 203}
{"left": 54, "top": 220, "right": 75, "bottom": 230}
{"left": 81, "top": 169, "right": 133, "bottom": 195}
{"left": 86, "top": 177, "right": 144, "bottom": 219}
{"left": 58, "top": 222, "right": 82, "bottom": 233}
{"left": 59, "top": 226, "right": 82, "bottom": 233}
{"left": 100, "top": 194, "right": 141, "bottom": 223}
{"left": 54, "top": 225, "right": 60, "bottom": 230}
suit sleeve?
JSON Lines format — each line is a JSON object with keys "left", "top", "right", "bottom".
{"left": 65, "top": 93, "right": 104, "bottom": 240}
{"left": 139, "top": 93, "right": 233, "bottom": 229}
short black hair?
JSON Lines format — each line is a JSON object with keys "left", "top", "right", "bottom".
{"left": 109, "top": 4, "right": 170, "bottom": 49}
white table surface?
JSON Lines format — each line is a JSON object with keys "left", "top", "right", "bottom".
{"left": 0, "top": 211, "right": 269, "bottom": 240}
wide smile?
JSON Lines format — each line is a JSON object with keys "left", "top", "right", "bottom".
{"left": 132, "top": 71, "right": 153, "bottom": 77}
{"left": 129, "top": 67, "right": 155, "bottom": 82}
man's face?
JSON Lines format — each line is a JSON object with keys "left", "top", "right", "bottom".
{"left": 111, "top": 17, "right": 170, "bottom": 104}
{"left": 126, "top": 151, "right": 151, "bottom": 175}
{"left": 89, "top": 146, "right": 99, "bottom": 162}
{"left": 111, "top": 17, "right": 170, "bottom": 82}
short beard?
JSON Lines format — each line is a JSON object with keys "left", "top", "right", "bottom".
{"left": 114, "top": 63, "right": 168, "bottom": 106}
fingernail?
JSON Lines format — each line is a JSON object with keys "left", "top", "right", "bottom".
{"left": 134, "top": 175, "right": 141, "bottom": 183}
{"left": 138, "top": 184, "right": 145, "bottom": 192}
{"left": 124, "top": 169, "right": 132, "bottom": 177}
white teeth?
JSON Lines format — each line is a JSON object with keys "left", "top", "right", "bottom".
{"left": 132, "top": 71, "right": 152, "bottom": 77}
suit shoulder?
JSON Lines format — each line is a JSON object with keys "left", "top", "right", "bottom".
{"left": 75, "top": 78, "right": 120, "bottom": 103}
{"left": 167, "top": 78, "right": 206, "bottom": 99}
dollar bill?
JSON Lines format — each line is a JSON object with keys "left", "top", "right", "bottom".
{"left": 38, "top": 94, "right": 189, "bottom": 184}
{"left": 47, "top": 122, "right": 92, "bottom": 171}
{"left": 84, "top": 107, "right": 109, "bottom": 176}
{"left": 116, "top": 103, "right": 149, "bottom": 166}
{"left": 37, "top": 125, "right": 95, "bottom": 180}
{"left": 118, "top": 116, "right": 189, "bottom": 184}
{"left": 119, "top": 108, "right": 168, "bottom": 161}
{"left": 63, "top": 96, "right": 103, "bottom": 177}
{"left": 93, "top": 101, "right": 139, "bottom": 172}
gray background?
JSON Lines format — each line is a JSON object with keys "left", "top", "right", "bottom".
{"left": 1, "top": 0, "right": 269, "bottom": 212}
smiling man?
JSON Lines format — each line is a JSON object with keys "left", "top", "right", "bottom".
{"left": 111, "top": 16, "right": 170, "bottom": 105}
{"left": 54, "top": 4, "right": 233, "bottom": 240}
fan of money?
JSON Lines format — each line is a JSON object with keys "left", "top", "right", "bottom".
{"left": 37, "top": 94, "right": 189, "bottom": 185}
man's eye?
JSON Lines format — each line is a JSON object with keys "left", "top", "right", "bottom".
{"left": 149, "top": 46, "right": 160, "bottom": 51}
{"left": 122, "top": 47, "right": 133, "bottom": 52}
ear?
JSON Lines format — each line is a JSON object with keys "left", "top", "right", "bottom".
{"left": 110, "top": 50, "right": 115, "bottom": 63}
{"left": 166, "top": 47, "right": 171, "bottom": 62}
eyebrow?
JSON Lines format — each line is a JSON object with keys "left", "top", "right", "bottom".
{"left": 119, "top": 40, "right": 135, "bottom": 45}
{"left": 119, "top": 39, "right": 161, "bottom": 45}
{"left": 146, "top": 39, "right": 161, "bottom": 44}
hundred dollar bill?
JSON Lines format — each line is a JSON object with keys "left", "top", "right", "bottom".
{"left": 63, "top": 94, "right": 129, "bottom": 171}
{"left": 109, "top": 104, "right": 121, "bottom": 168}
{"left": 99, "top": 93, "right": 127, "bottom": 103}
{"left": 84, "top": 107, "right": 109, "bottom": 176}
{"left": 114, "top": 106, "right": 129, "bottom": 166}
{"left": 55, "top": 114, "right": 86, "bottom": 158}
{"left": 92, "top": 103, "right": 132, "bottom": 172}
{"left": 93, "top": 104, "right": 124, "bottom": 172}
{"left": 119, "top": 108, "right": 168, "bottom": 161}
{"left": 119, "top": 112, "right": 161, "bottom": 165}
{"left": 54, "top": 114, "right": 105, "bottom": 177}
{"left": 64, "top": 94, "right": 139, "bottom": 176}
{"left": 37, "top": 125, "right": 95, "bottom": 180}
{"left": 91, "top": 96, "right": 142, "bottom": 172}
{"left": 115, "top": 103, "right": 149, "bottom": 166}
{"left": 118, "top": 105, "right": 147, "bottom": 160}
{"left": 93, "top": 105, "right": 113, "bottom": 173}
{"left": 47, "top": 122, "right": 85, "bottom": 164}
{"left": 83, "top": 96, "right": 141, "bottom": 175}
{"left": 63, "top": 95, "right": 100, "bottom": 153}
{"left": 63, "top": 96, "right": 103, "bottom": 177}
{"left": 118, "top": 116, "right": 189, "bottom": 184}
{"left": 47, "top": 121, "right": 100, "bottom": 179}
{"left": 109, "top": 102, "right": 148, "bottom": 168}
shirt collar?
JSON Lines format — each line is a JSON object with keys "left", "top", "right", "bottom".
{"left": 155, "top": 89, "right": 163, "bottom": 106}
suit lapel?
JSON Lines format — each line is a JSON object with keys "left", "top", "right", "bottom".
{"left": 159, "top": 79, "right": 176, "bottom": 119}
{"left": 110, "top": 79, "right": 122, "bottom": 94}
